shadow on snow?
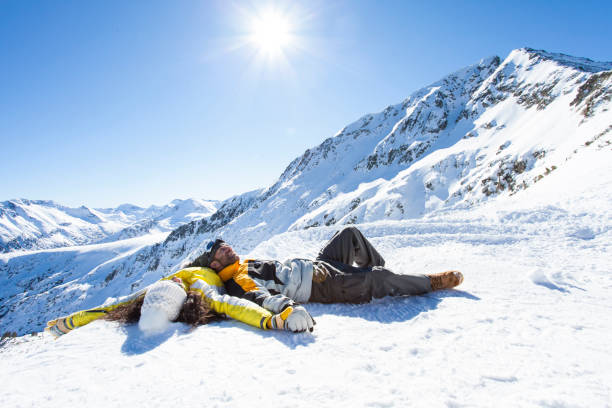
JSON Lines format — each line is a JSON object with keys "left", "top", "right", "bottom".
{"left": 306, "top": 289, "right": 480, "bottom": 323}
{"left": 119, "top": 323, "right": 186, "bottom": 355}
{"left": 119, "top": 290, "right": 479, "bottom": 353}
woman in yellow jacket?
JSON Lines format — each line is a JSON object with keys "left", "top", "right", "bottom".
{"left": 46, "top": 266, "right": 292, "bottom": 337}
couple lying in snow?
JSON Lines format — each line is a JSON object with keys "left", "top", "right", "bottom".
{"left": 47, "top": 227, "right": 464, "bottom": 337}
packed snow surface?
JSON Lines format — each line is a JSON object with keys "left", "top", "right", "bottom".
{"left": 1, "top": 147, "right": 611, "bottom": 407}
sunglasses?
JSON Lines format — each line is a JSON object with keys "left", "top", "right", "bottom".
{"left": 206, "top": 239, "right": 225, "bottom": 259}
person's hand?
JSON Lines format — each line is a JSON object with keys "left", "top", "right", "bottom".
{"left": 45, "top": 318, "right": 71, "bottom": 339}
{"left": 266, "top": 307, "right": 293, "bottom": 330}
{"left": 284, "top": 305, "right": 315, "bottom": 333}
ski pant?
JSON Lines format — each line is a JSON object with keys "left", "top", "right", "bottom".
{"left": 309, "top": 226, "right": 432, "bottom": 303}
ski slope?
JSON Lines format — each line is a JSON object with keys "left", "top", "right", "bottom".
{"left": 1, "top": 147, "right": 610, "bottom": 407}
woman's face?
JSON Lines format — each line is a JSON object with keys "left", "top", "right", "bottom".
{"left": 171, "top": 276, "right": 186, "bottom": 291}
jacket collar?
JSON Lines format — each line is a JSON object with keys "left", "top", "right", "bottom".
{"left": 218, "top": 260, "right": 241, "bottom": 282}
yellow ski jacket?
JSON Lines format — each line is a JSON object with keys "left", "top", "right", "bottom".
{"left": 46, "top": 267, "right": 274, "bottom": 337}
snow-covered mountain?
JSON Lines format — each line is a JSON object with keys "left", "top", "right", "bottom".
{"left": 156, "top": 47, "right": 611, "bottom": 257}
{"left": 220, "top": 48, "right": 610, "bottom": 236}
{"left": 0, "top": 198, "right": 218, "bottom": 253}
{"left": 1, "top": 48, "right": 611, "bottom": 338}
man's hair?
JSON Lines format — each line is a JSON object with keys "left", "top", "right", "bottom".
{"left": 186, "top": 239, "right": 224, "bottom": 268}
{"left": 104, "top": 291, "right": 219, "bottom": 327}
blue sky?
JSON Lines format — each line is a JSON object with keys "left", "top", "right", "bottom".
{"left": 1, "top": 0, "right": 611, "bottom": 208}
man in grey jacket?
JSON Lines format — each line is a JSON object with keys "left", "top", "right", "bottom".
{"left": 189, "top": 227, "right": 463, "bottom": 333}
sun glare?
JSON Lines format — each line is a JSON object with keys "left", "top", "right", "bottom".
{"left": 249, "top": 10, "right": 293, "bottom": 55}
{"left": 226, "top": 3, "right": 312, "bottom": 72}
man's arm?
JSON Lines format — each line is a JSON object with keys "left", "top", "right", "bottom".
{"left": 225, "top": 274, "right": 315, "bottom": 332}
{"left": 228, "top": 272, "right": 295, "bottom": 313}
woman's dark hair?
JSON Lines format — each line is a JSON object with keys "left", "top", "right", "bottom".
{"left": 104, "top": 291, "right": 219, "bottom": 327}
{"left": 105, "top": 295, "right": 145, "bottom": 323}
{"left": 177, "top": 291, "right": 220, "bottom": 326}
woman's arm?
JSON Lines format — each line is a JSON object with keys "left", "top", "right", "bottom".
{"left": 45, "top": 290, "right": 145, "bottom": 337}
{"left": 189, "top": 278, "right": 292, "bottom": 330}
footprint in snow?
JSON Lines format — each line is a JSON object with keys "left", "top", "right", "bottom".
{"left": 528, "top": 269, "right": 570, "bottom": 293}
{"left": 569, "top": 227, "right": 596, "bottom": 240}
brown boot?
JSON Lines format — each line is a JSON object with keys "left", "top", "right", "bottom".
{"left": 427, "top": 270, "right": 464, "bottom": 291}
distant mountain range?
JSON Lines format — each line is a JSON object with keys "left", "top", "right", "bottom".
{"left": 0, "top": 198, "right": 218, "bottom": 253}
{"left": 1, "top": 47, "right": 611, "bottom": 335}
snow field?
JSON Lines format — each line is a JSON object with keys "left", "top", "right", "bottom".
{"left": 2, "top": 202, "right": 611, "bottom": 407}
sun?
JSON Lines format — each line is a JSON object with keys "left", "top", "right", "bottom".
{"left": 224, "top": 3, "right": 312, "bottom": 71}
{"left": 248, "top": 10, "right": 293, "bottom": 56}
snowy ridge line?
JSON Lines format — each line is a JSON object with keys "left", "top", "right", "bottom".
{"left": 255, "top": 214, "right": 606, "bottom": 244}
{"left": 522, "top": 47, "right": 612, "bottom": 72}
{"left": 0, "top": 198, "right": 218, "bottom": 253}
{"left": 0, "top": 232, "right": 170, "bottom": 262}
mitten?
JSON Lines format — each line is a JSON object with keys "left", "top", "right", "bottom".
{"left": 45, "top": 318, "right": 72, "bottom": 339}
{"left": 284, "top": 305, "right": 315, "bottom": 333}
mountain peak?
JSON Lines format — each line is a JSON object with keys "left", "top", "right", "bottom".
{"left": 115, "top": 203, "right": 144, "bottom": 212}
{"left": 514, "top": 47, "right": 612, "bottom": 73}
